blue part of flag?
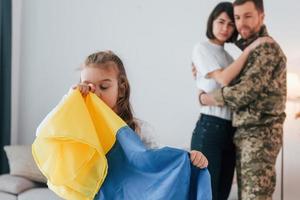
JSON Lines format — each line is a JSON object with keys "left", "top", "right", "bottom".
{"left": 95, "top": 126, "right": 212, "bottom": 200}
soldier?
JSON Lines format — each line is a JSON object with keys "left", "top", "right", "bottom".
{"left": 199, "top": 0, "right": 287, "bottom": 199}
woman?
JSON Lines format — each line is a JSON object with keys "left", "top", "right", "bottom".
{"left": 190, "top": 2, "right": 272, "bottom": 199}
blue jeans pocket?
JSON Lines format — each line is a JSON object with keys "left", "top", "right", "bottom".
{"left": 191, "top": 118, "right": 224, "bottom": 150}
{"left": 191, "top": 120, "right": 208, "bottom": 150}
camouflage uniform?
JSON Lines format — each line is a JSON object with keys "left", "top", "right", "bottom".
{"left": 211, "top": 25, "right": 287, "bottom": 200}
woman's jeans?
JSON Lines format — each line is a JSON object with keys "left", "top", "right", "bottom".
{"left": 191, "top": 114, "right": 236, "bottom": 200}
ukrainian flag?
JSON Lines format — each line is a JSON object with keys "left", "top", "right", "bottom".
{"left": 32, "top": 90, "right": 211, "bottom": 200}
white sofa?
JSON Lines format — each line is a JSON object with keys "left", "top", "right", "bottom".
{"left": 0, "top": 174, "right": 61, "bottom": 200}
{"left": 0, "top": 145, "right": 62, "bottom": 200}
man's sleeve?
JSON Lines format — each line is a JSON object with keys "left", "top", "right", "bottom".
{"left": 210, "top": 45, "right": 279, "bottom": 109}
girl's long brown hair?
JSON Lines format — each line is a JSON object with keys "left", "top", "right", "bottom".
{"left": 84, "top": 50, "right": 139, "bottom": 131}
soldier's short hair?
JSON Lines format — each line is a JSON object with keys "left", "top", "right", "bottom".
{"left": 206, "top": 2, "right": 238, "bottom": 43}
{"left": 233, "top": 0, "right": 264, "bottom": 13}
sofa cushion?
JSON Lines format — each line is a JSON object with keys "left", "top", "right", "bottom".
{"left": 4, "top": 145, "right": 47, "bottom": 183}
{"left": 0, "top": 174, "right": 37, "bottom": 194}
{"left": 0, "top": 192, "right": 16, "bottom": 200}
{"left": 18, "top": 188, "right": 63, "bottom": 200}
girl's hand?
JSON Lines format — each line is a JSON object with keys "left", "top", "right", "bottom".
{"left": 190, "top": 150, "right": 208, "bottom": 169}
{"left": 72, "top": 83, "right": 96, "bottom": 97}
{"left": 246, "top": 36, "right": 274, "bottom": 52}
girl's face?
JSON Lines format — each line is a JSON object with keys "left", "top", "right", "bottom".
{"left": 80, "top": 63, "right": 119, "bottom": 111}
{"left": 212, "top": 12, "right": 235, "bottom": 45}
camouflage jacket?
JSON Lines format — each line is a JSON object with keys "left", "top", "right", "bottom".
{"left": 211, "top": 25, "right": 287, "bottom": 127}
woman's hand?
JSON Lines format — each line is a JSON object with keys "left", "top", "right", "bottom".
{"left": 192, "top": 63, "right": 197, "bottom": 80}
{"left": 190, "top": 150, "right": 208, "bottom": 169}
{"left": 71, "top": 83, "right": 96, "bottom": 97}
{"left": 199, "top": 91, "right": 219, "bottom": 106}
{"left": 246, "top": 36, "right": 274, "bottom": 52}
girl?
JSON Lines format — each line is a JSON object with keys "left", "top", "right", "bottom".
{"left": 190, "top": 2, "right": 272, "bottom": 200}
{"left": 73, "top": 50, "right": 208, "bottom": 169}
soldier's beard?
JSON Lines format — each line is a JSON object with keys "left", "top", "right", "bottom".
{"left": 238, "top": 26, "right": 256, "bottom": 39}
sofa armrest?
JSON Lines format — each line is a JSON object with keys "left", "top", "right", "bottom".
{"left": 0, "top": 174, "right": 39, "bottom": 194}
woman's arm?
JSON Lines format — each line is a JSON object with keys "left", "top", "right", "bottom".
{"left": 206, "top": 37, "right": 274, "bottom": 86}
{"left": 206, "top": 49, "right": 250, "bottom": 86}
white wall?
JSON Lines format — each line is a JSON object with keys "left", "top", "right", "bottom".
{"left": 13, "top": 0, "right": 300, "bottom": 145}
{"left": 13, "top": 0, "right": 299, "bottom": 146}
{"left": 11, "top": 0, "right": 300, "bottom": 199}
{"left": 13, "top": 0, "right": 217, "bottom": 146}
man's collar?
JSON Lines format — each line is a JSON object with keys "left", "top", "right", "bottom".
{"left": 235, "top": 25, "right": 269, "bottom": 50}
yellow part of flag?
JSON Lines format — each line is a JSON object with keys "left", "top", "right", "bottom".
{"left": 32, "top": 90, "right": 126, "bottom": 200}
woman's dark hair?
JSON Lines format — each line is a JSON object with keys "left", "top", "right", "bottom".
{"left": 206, "top": 2, "right": 238, "bottom": 43}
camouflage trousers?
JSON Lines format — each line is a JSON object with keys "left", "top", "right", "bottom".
{"left": 234, "top": 123, "right": 283, "bottom": 200}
